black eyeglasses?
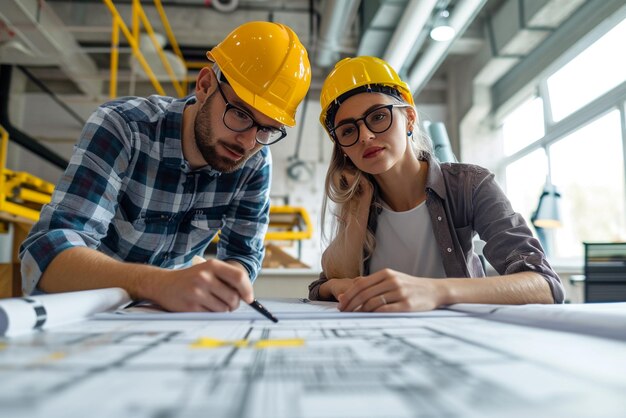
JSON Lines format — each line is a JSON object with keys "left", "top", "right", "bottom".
{"left": 215, "top": 82, "right": 287, "bottom": 146}
{"left": 330, "top": 104, "right": 411, "bottom": 147}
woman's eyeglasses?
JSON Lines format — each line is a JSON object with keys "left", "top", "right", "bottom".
{"left": 330, "top": 104, "right": 410, "bottom": 147}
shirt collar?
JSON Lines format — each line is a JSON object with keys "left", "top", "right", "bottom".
{"left": 423, "top": 152, "right": 447, "bottom": 199}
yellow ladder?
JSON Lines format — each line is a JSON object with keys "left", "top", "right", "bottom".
{"left": 103, "top": 0, "right": 190, "bottom": 98}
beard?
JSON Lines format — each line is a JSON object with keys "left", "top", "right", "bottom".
{"left": 193, "top": 95, "right": 253, "bottom": 173}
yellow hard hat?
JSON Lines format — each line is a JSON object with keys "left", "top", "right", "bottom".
{"left": 207, "top": 21, "right": 311, "bottom": 127}
{"left": 319, "top": 56, "right": 414, "bottom": 132}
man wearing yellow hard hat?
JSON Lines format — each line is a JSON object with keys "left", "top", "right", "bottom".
{"left": 20, "top": 22, "right": 311, "bottom": 312}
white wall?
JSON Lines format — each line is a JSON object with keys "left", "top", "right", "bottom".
{"left": 268, "top": 97, "right": 329, "bottom": 271}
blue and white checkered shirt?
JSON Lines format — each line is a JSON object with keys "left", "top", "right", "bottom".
{"left": 20, "top": 95, "right": 271, "bottom": 295}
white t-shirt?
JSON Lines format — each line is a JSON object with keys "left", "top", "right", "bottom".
{"left": 369, "top": 200, "right": 446, "bottom": 278}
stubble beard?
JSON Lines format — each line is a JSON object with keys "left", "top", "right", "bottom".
{"left": 193, "top": 96, "right": 252, "bottom": 173}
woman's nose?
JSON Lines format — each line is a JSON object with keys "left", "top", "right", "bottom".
{"left": 357, "top": 120, "right": 375, "bottom": 142}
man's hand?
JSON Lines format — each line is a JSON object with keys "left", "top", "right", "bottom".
{"left": 337, "top": 268, "right": 444, "bottom": 312}
{"left": 149, "top": 258, "right": 254, "bottom": 312}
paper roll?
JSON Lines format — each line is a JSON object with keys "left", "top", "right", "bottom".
{"left": 0, "top": 288, "right": 131, "bottom": 337}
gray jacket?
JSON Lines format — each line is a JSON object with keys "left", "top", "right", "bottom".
{"left": 309, "top": 154, "right": 564, "bottom": 303}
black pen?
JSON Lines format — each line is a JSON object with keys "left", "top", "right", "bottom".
{"left": 249, "top": 299, "right": 278, "bottom": 323}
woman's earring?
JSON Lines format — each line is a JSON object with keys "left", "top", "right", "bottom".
{"left": 407, "top": 130, "right": 413, "bottom": 137}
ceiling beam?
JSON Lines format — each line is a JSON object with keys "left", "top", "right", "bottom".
{"left": 0, "top": 0, "right": 102, "bottom": 98}
{"left": 407, "top": 0, "right": 487, "bottom": 96}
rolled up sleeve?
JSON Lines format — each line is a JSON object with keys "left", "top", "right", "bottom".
{"left": 19, "top": 106, "right": 132, "bottom": 294}
{"left": 308, "top": 273, "right": 336, "bottom": 301}
{"left": 472, "top": 170, "right": 564, "bottom": 303}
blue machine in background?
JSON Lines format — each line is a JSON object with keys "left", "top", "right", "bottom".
{"left": 426, "top": 121, "right": 457, "bottom": 163}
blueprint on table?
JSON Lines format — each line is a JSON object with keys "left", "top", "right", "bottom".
{"left": 1, "top": 312, "right": 625, "bottom": 418}
{"left": 97, "top": 297, "right": 465, "bottom": 321}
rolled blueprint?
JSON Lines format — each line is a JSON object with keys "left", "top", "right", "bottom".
{"left": 0, "top": 288, "right": 131, "bottom": 337}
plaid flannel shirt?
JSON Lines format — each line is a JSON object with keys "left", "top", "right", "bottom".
{"left": 20, "top": 95, "right": 271, "bottom": 294}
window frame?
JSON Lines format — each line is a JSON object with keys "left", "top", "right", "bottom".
{"left": 494, "top": 15, "right": 626, "bottom": 265}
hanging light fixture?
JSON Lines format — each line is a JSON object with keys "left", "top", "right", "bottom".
{"left": 531, "top": 149, "right": 562, "bottom": 229}
{"left": 531, "top": 180, "right": 562, "bottom": 228}
{"left": 530, "top": 150, "right": 562, "bottom": 257}
{"left": 430, "top": 8, "right": 456, "bottom": 42}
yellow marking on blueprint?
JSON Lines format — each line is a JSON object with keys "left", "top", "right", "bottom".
{"left": 190, "top": 337, "right": 305, "bottom": 349}
{"left": 47, "top": 352, "right": 66, "bottom": 360}
{"left": 254, "top": 339, "right": 305, "bottom": 349}
{"left": 190, "top": 337, "right": 248, "bottom": 349}
{"left": 233, "top": 340, "right": 248, "bottom": 348}
{"left": 32, "top": 351, "right": 66, "bottom": 366}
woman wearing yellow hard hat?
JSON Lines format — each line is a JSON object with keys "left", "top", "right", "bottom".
{"left": 309, "top": 56, "right": 563, "bottom": 312}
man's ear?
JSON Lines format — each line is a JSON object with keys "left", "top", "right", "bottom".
{"left": 195, "top": 67, "right": 217, "bottom": 101}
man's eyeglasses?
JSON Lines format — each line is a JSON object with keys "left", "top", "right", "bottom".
{"left": 215, "top": 82, "right": 287, "bottom": 146}
{"left": 330, "top": 104, "right": 411, "bottom": 147}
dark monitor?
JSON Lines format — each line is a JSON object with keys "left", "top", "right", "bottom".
{"left": 584, "top": 242, "right": 626, "bottom": 302}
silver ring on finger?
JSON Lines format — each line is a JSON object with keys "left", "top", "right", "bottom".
{"left": 380, "top": 295, "right": 387, "bottom": 305}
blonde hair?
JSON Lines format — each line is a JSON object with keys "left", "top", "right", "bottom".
{"left": 320, "top": 96, "right": 433, "bottom": 276}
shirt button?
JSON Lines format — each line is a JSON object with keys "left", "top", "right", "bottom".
{"left": 447, "top": 248, "right": 452, "bottom": 253}
{"left": 437, "top": 216, "right": 442, "bottom": 221}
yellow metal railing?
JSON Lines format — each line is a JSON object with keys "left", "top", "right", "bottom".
{"left": 103, "top": 0, "right": 189, "bottom": 98}
{"left": 211, "top": 205, "right": 314, "bottom": 244}
{"left": 265, "top": 206, "right": 313, "bottom": 241}
{"left": 0, "top": 125, "right": 54, "bottom": 222}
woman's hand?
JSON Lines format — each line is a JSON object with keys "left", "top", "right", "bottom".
{"left": 319, "top": 278, "right": 355, "bottom": 301}
{"left": 337, "top": 268, "right": 446, "bottom": 312}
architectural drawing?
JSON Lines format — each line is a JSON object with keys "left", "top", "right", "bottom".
{"left": 2, "top": 314, "right": 625, "bottom": 417}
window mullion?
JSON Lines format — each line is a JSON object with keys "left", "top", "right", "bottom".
{"left": 539, "top": 80, "right": 554, "bottom": 128}
{"left": 621, "top": 101, "right": 626, "bottom": 228}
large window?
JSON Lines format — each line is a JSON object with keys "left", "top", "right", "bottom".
{"left": 550, "top": 110, "right": 625, "bottom": 258}
{"left": 502, "top": 97, "right": 544, "bottom": 156}
{"left": 500, "top": 17, "right": 626, "bottom": 263}
{"left": 505, "top": 149, "right": 547, "bottom": 222}
{"left": 547, "top": 19, "right": 626, "bottom": 122}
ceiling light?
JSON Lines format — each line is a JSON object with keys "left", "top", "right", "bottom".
{"left": 430, "top": 9, "right": 456, "bottom": 42}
